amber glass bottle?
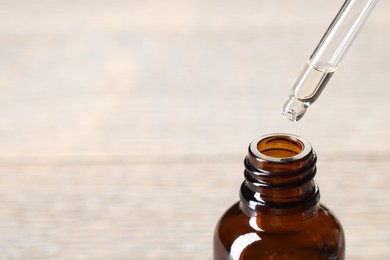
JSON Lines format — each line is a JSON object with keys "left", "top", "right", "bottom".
{"left": 213, "top": 134, "right": 345, "bottom": 260}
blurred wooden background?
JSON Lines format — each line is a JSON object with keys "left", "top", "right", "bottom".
{"left": 0, "top": 0, "right": 389, "bottom": 259}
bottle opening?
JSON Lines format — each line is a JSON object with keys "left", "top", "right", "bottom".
{"left": 248, "top": 134, "right": 313, "bottom": 172}
{"left": 257, "top": 136, "right": 304, "bottom": 159}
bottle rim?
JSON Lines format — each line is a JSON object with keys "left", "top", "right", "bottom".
{"left": 250, "top": 133, "right": 311, "bottom": 163}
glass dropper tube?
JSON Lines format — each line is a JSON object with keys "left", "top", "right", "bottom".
{"left": 282, "top": 0, "right": 378, "bottom": 122}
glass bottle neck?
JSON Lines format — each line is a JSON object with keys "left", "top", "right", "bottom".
{"left": 239, "top": 134, "right": 320, "bottom": 216}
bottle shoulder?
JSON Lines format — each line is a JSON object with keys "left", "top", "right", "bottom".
{"left": 214, "top": 202, "right": 345, "bottom": 259}
{"left": 215, "top": 202, "right": 343, "bottom": 232}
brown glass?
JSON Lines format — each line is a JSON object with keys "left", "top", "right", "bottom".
{"left": 213, "top": 134, "right": 345, "bottom": 260}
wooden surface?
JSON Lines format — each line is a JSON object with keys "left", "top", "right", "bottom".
{"left": 0, "top": 0, "right": 389, "bottom": 259}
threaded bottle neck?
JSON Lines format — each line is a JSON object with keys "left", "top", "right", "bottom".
{"left": 240, "top": 134, "right": 320, "bottom": 216}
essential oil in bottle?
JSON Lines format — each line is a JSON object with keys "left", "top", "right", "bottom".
{"left": 213, "top": 133, "right": 345, "bottom": 259}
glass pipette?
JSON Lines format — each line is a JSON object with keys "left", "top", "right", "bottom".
{"left": 282, "top": 0, "right": 378, "bottom": 122}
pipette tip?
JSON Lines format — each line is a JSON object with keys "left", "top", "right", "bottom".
{"left": 282, "top": 95, "right": 308, "bottom": 122}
